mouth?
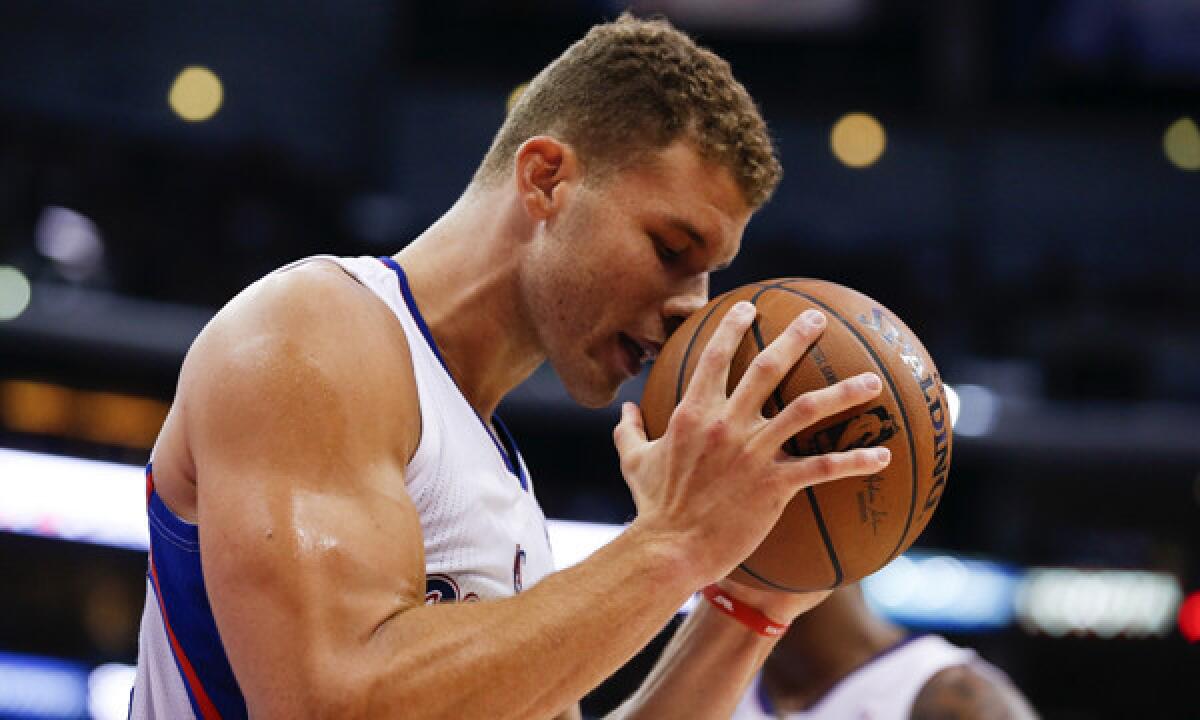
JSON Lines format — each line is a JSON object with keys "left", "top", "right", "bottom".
{"left": 617, "top": 333, "right": 661, "bottom": 377}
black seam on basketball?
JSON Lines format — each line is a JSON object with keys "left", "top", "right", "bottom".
{"left": 674, "top": 295, "right": 736, "bottom": 404}
{"left": 670, "top": 282, "right": 777, "bottom": 404}
{"left": 742, "top": 290, "right": 844, "bottom": 590}
{"left": 769, "top": 285, "right": 919, "bottom": 564}
{"left": 736, "top": 558, "right": 835, "bottom": 593}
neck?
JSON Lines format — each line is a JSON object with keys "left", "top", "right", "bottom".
{"left": 393, "top": 186, "right": 544, "bottom": 419}
{"left": 761, "top": 599, "right": 906, "bottom": 714}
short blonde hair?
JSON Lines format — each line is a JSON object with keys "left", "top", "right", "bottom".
{"left": 474, "top": 13, "right": 782, "bottom": 208}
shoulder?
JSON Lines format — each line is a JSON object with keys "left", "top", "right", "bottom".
{"left": 179, "top": 259, "right": 421, "bottom": 467}
{"left": 199, "top": 259, "right": 398, "bottom": 350}
{"left": 909, "top": 661, "right": 1038, "bottom": 720}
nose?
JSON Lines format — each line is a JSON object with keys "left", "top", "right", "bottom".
{"left": 662, "top": 273, "right": 709, "bottom": 338}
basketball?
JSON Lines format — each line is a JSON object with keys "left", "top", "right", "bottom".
{"left": 640, "top": 279, "right": 952, "bottom": 592}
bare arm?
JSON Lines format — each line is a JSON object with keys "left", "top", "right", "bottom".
{"left": 188, "top": 267, "right": 696, "bottom": 719}
{"left": 910, "top": 664, "right": 1039, "bottom": 720}
{"left": 186, "top": 268, "right": 885, "bottom": 719}
{"left": 608, "top": 583, "right": 828, "bottom": 720}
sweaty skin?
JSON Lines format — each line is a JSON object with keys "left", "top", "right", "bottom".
{"left": 149, "top": 137, "right": 890, "bottom": 719}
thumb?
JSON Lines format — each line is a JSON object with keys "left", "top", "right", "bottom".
{"left": 613, "top": 401, "right": 648, "bottom": 457}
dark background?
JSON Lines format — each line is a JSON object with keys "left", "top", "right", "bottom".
{"left": 1, "top": 0, "right": 1198, "bottom": 717}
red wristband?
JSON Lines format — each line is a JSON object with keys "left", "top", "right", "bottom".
{"left": 701, "top": 584, "right": 790, "bottom": 638}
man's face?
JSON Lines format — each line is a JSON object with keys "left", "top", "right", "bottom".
{"left": 519, "top": 140, "right": 753, "bottom": 407}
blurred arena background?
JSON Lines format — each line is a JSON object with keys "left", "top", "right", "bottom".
{"left": 1, "top": 0, "right": 1198, "bottom": 717}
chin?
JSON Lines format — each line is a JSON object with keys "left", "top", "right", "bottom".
{"left": 555, "top": 364, "right": 624, "bottom": 409}
{"left": 562, "top": 378, "right": 621, "bottom": 409}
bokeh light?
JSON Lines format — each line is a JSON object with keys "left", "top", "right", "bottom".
{"left": 168, "top": 66, "right": 224, "bottom": 123}
{"left": 831, "top": 112, "right": 887, "bottom": 168}
{"left": 0, "top": 266, "right": 32, "bottom": 321}
{"left": 1179, "top": 591, "right": 1200, "bottom": 643}
{"left": 1163, "top": 117, "right": 1200, "bottom": 171}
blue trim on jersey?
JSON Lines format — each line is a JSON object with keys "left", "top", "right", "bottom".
{"left": 492, "top": 416, "right": 525, "bottom": 488}
{"left": 145, "top": 463, "right": 249, "bottom": 719}
{"left": 755, "top": 672, "right": 774, "bottom": 714}
{"left": 378, "top": 256, "right": 529, "bottom": 491}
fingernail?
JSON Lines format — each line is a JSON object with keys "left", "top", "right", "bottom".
{"left": 801, "top": 309, "right": 825, "bottom": 327}
{"left": 733, "top": 301, "right": 755, "bottom": 319}
{"left": 875, "top": 447, "right": 891, "bottom": 463}
{"left": 860, "top": 373, "right": 881, "bottom": 392}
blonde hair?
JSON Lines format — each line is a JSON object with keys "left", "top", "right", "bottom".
{"left": 474, "top": 13, "right": 781, "bottom": 208}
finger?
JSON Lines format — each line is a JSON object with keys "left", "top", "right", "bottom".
{"left": 777, "top": 446, "right": 891, "bottom": 490}
{"left": 728, "top": 308, "right": 826, "bottom": 417}
{"left": 683, "top": 300, "right": 757, "bottom": 403}
{"left": 760, "top": 372, "right": 883, "bottom": 451}
{"left": 613, "top": 401, "right": 648, "bottom": 457}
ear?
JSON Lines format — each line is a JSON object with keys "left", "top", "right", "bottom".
{"left": 514, "top": 136, "right": 580, "bottom": 222}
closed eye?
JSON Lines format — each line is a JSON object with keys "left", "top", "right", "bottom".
{"left": 652, "top": 234, "right": 684, "bottom": 262}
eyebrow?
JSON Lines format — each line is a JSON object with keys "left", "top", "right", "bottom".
{"left": 667, "top": 217, "right": 733, "bottom": 271}
{"left": 667, "top": 214, "right": 729, "bottom": 271}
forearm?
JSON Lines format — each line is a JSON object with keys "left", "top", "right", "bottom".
{"left": 608, "top": 595, "right": 777, "bottom": 720}
{"left": 609, "top": 579, "right": 832, "bottom": 720}
{"left": 340, "top": 528, "right": 695, "bottom": 720}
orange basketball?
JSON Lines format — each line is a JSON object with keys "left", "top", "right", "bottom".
{"left": 640, "top": 279, "right": 952, "bottom": 592}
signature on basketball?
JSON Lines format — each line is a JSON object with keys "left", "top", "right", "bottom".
{"left": 857, "top": 475, "right": 888, "bottom": 534}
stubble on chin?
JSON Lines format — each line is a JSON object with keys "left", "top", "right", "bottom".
{"left": 553, "top": 353, "right": 623, "bottom": 410}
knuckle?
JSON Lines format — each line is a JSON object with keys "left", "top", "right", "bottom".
{"left": 816, "top": 454, "right": 839, "bottom": 477}
{"left": 704, "top": 418, "right": 730, "bottom": 444}
{"left": 750, "top": 353, "right": 780, "bottom": 377}
{"left": 788, "top": 394, "right": 818, "bottom": 422}
{"left": 700, "top": 343, "right": 730, "bottom": 368}
{"left": 847, "top": 450, "right": 867, "bottom": 470}
{"left": 669, "top": 405, "right": 698, "bottom": 433}
{"left": 784, "top": 320, "right": 809, "bottom": 341}
{"left": 837, "top": 380, "right": 859, "bottom": 402}
{"left": 854, "top": 376, "right": 877, "bottom": 398}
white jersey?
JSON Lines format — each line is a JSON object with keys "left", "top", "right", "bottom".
{"left": 731, "top": 635, "right": 982, "bottom": 720}
{"left": 128, "top": 255, "right": 555, "bottom": 719}
{"left": 331, "top": 255, "right": 556, "bottom": 602}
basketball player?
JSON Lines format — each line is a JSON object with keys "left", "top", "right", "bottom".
{"left": 731, "top": 586, "right": 1038, "bottom": 719}
{"left": 129, "top": 15, "right": 894, "bottom": 719}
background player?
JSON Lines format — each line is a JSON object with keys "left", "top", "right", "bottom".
{"left": 128, "top": 14, "right": 893, "bottom": 719}
{"left": 732, "top": 586, "right": 1038, "bottom": 719}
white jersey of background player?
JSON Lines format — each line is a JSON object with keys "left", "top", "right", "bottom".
{"left": 732, "top": 587, "right": 1038, "bottom": 720}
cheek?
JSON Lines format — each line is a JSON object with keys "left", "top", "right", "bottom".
{"left": 535, "top": 207, "right": 659, "bottom": 341}
{"left": 529, "top": 250, "right": 600, "bottom": 345}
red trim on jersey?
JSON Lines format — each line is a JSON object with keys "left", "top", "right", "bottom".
{"left": 701, "top": 584, "right": 790, "bottom": 638}
{"left": 149, "top": 558, "right": 223, "bottom": 720}
{"left": 146, "top": 467, "right": 155, "bottom": 504}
